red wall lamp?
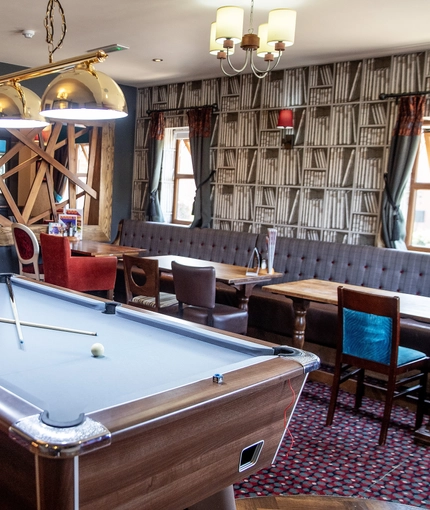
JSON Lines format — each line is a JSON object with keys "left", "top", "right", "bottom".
{"left": 277, "top": 109, "right": 294, "bottom": 149}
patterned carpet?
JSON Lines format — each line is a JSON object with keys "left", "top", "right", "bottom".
{"left": 234, "top": 380, "right": 430, "bottom": 508}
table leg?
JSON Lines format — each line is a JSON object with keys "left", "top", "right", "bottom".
{"left": 291, "top": 298, "right": 310, "bottom": 350}
{"left": 234, "top": 284, "right": 255, "bottom": 311}
{"left": 188, "top": 485, "right": 236, "bottom": 510}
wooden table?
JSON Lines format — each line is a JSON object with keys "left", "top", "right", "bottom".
{"left": 263, "top": 279, "right": 430, "bottom": 349}
{"left": 146, "top": 255, "right": 282, "bottom": 311}
{"left": 70, "top": 239, "right": 145, "bottom": 258}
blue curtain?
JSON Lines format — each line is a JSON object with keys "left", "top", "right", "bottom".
{"left": 187, "top": 107, "right": 213, "bottom": 228}
{"left": 147, "top": 111, "right": 165, "bottom": 222}
{"left": 381, "top": 96, "right": 424, "bottom": 248}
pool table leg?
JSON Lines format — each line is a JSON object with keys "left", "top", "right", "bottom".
{"left": 187, "top": 485, "right": 236, "bottom": 510}
{"left": 36, "top": 456, "right": 77, "bottom": 510}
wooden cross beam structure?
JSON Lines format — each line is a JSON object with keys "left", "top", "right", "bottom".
{"left": 0, "top": 122, "right": 99, "bottom": 227}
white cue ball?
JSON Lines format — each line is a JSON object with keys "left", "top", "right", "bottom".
{"left": 91, "top": 343, "right": 105, "bottom": 358}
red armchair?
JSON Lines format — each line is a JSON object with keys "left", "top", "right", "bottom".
{"left": 40, "top": 233, "right": 117, "bottom": 299}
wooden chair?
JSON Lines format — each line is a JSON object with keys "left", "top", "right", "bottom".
{"left": 326, "top": 286, "right": 429, "bottom": 445}
{"left": 40, "top": 233, "right": 117, "bottom": 299}
{"left": 123, "top": 255, "right": 178, "bottom": 314}
{"left": 171, "top": 260, "right": 248, "bottom": 335}
{"left": 11, "top": 223, "right": 44, "bottom": 281}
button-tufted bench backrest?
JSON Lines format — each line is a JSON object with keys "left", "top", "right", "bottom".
{"left": 260, "top": 236, "right": 430, "bottom": 297}
{"left": 120, "top": 220, "right": 258, "bottom": 267}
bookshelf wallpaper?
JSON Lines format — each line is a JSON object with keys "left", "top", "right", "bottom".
{"left": 133, "top": 49, "right": 430, "bottom": 246}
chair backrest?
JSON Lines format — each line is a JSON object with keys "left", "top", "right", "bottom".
{"left": 123, "top": 255, "right": 160, "bottom": 305}
{"left": 11, "top": 223, "right": 42, "bottom": 280}
{"left": 171, "top": 261, "right": 216, "bottom": 309}
{"left": 338, "top": 286, "right": 400, "bottom": 367}
{"left": 40, "top": 233, "right": 72, "bottom": 287}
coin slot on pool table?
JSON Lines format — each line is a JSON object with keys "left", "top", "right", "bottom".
{"left": 238, "top": 440, "right": 264, "bottom": 472}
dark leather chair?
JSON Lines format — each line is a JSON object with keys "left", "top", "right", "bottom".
{"left": 40, "top": 233, "right": 117, "bottom": 299}
{"left": 326, "top": 286, "right": 429, "bottom": 445}
{"left": 171, "top": 260, "right": 248, "bottom": 335}
{"left": 11, "top": 223, "right": 44, "bottom": 281}
{"left": 123, "top": 255, "right": 177, "bottom": 314}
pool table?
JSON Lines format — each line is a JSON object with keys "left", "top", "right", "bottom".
{"left": 0, "top": 275, "right": 319, "bottom": 510}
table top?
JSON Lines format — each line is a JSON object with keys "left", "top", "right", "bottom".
{"left": 70, "top": 239, "right": 144, "bottom": 257}
{"left": 146, "top": 254, "right": 282, "bottom": 285}
{"left": 263, "top": 279, "right": 430, "bottom": 322}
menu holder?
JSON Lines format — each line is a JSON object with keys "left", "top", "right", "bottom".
{"left": 246, "top": 247, "right": 260, "bottom": 276}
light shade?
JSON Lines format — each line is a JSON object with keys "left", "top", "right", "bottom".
{"left": 257, "top": 23, "right": 273, "bottom": 58}
{"left": 40, "top": 64, "right": 128, "bottom": 121}
{"left": 267, "top": 9, "right": 296, "bottom": 46}
{"left": 215, "top": 6, "right": 244, "bottom": 44}
{"left": 210, "top": 22, "right": 235, "bottom": 55}
{"left": 277, "top": 109, "right": 294, "bottom": 129}
{"left": 0, "top": 83, "right": 49, "bottom": 128}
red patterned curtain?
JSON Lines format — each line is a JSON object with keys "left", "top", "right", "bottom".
{"left": 382, "top": 96, "right": 425, "bottom": 248}
{"left": 187, "top": 107, "right": 214, "bottom": 228}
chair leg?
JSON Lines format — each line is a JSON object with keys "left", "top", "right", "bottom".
{"left": 326, "top": 365, "right": 342, "bottom": 426}
{"left": 354, "top": 368, "right": 365, "bottom": 410}
{"left": 379, "top": 375, "right": 396, "bottom": 446}
{"left": 415, "top": 371, "right": 428, "bottom": 430}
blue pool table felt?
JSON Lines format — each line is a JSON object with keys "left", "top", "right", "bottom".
{"left": 0, "top": 277, "right": 274, "bottom": 424}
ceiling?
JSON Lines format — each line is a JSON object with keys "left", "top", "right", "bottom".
{"left": 0, "top": 0, "right": 430, "bottom": 89}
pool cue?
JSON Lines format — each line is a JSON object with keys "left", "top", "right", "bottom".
{"left": 0, "top": 317, "right": 97, "bottom": 336}
{"left": 5, "top": 277, "right": 24, "bottom": 349}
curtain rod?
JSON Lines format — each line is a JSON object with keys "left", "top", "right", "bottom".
{"left": 379, "top": 91, "right": 430, "bottom": 100}
{"left": 146, "top": 103, "right": 218, "bottom": 116}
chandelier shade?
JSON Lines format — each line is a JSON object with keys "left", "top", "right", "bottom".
{"left": 210, "top": 22, "right": 235, "bottom": 56}
{"left": 40, "top": 64, "right": 128, "bottom": 120}
{"left": 215, "top": 6, "right": 244, "bottom": 44}
{"left": 257, "top": 24, "right": 272, "bottom": 58}
{"left": 0, "top": 83, "right": 49, "bottom": 128}
{"left": 267, "top": 9, "right": 296, "bottom": 46}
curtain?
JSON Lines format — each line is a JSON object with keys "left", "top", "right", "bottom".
{"left": 381, "top": 96, "right": 425, "bottom": 248}
{"left": 187, "top": 107, "right": 214, "bottom": 228}
{"left": 147, "top": 111, "right": 165, "bottom": 222}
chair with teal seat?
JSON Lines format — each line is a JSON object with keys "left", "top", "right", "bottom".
{"left": 326, "top": 286, "right": 429, "bottom": 445}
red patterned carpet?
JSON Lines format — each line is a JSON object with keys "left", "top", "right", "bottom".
{"left": 234, "top": 380, "right": 430, "bottom": 508}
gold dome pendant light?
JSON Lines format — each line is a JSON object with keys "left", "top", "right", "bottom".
{"left": 40, "top": 0, "right": 127, "bottom": 121}
{"left": 41, "top": 62, "right": 128, "bottom": 120}
{"left": 0, "top": 82, "right": 49, "bottom": 128}
{"left": 0, "top": 0, "right": 128, "bottom": 125}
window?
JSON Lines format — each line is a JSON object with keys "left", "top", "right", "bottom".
{"left": 403, "top": 124, "right": 430, "bottom": 251}
{"left": 172, "top": 138, "right": 195, "bottom": 224}
{"left": 159, "top": 128, "right": 196, "bottom": 225}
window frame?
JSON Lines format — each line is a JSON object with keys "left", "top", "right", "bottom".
{"left": 404, "top": 121, "right": 430, "bottom": 252}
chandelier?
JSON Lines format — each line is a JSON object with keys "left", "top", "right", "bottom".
{"left": 210, "top": 0, "right": 296, "bottom": 79}
{"left": 0, "top": 0, "right": 128, "bottom": 128}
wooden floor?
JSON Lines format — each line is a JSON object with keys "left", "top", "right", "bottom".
{"left": 235, "top": 496, "right": 422, "bottom": 510}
